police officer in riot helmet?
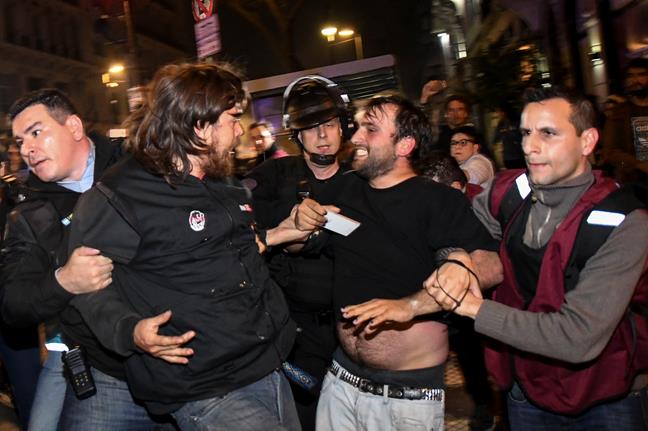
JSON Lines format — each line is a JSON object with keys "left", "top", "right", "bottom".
{"left": 245, "top": 75, "right": 354, "bottom": 430}
{"left": 283, "top": 76, "right": 355, "bottom": 171}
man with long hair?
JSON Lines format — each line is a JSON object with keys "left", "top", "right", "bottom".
{"left": 68, "top": 63, "right": 306, "bottom": 430}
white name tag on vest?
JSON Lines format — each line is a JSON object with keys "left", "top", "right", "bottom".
{"left": 586, "top": 210, "right": 626, "bottom": 227}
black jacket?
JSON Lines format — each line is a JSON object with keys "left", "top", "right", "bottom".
{"left": 0, "top": 133, "right": 126, "bottom": 377}
{"left": 69, "top": 155, "right": 295, "bottom": 414}
{"left": 246, "top": 156, "right": 349, "bottom": 308}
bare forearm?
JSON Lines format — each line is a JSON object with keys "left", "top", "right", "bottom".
{"left": 265, "top": 226, "right": 309, "bottom": 247}
{"left": 440, "top": 249, "right": 502, "bottom": 288}
{"left": 407, "top": 288, "right": 443, "bottom": 316}
{"left": 469, "top": 249, "right": 503, "bottom": 289}
{"left": 340, "top": 288, "right": 442, "bottom": 333}
{"left": 264, "top": 203, "right": 314, "bottom": 249}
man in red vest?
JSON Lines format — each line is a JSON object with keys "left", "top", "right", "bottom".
{"left": 425, "top": 87, "right": 648, "bottom": 430}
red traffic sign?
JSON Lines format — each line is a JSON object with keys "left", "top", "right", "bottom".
{"left": 192, "top": 0, "right": 214, "bottom": 22}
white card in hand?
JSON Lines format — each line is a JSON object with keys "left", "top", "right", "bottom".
{"left": 323, "top": 212, "right": 361, "bottom": 236}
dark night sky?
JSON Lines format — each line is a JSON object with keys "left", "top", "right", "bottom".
{"left": 216, "top": 0, "right": 433, "bottom": 99}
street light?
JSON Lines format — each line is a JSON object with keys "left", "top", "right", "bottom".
{"left": 436, "top": 32, "right": 452, "bottom": 79}
{"left": 321, "top": 26, "right": 338, "bottom": 42}
{"left": 320, "top": 25, "right": 364, "bottom": 60}
{"left": 102, "top": 63, "right": 126, "bottom": 87}
{"left": 99, "top": 64, "right": 127, "bottom": 126}
{"left": 108, "top": 64, "right": 125, "bottom": 74}
{"left": 338, "top": 29, "right": 354, "bottom": 37}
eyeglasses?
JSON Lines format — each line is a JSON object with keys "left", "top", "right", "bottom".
{"left": 450, "top": 139, "right": 475, "bottom": 147}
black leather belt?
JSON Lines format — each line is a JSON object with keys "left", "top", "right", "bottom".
{"left": 328, "top": 360, "right": 444, "bottom": 401}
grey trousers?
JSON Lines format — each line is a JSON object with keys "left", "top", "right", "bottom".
{"left": 315, "top": 363, "right": 445, "bottom": 431}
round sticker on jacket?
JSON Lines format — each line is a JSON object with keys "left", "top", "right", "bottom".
{"left": 189, "top": 210, "right": 206, "bottom": 231}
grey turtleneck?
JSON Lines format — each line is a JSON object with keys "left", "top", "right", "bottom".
{"left": 471, "top": 169, "right": 648, "bottom": 364}
{"left": 523, "top": 170, "right": 594, "bottom": 248}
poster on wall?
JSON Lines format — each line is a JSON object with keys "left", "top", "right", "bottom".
{"left": 632, "top": 116, "right": 648, "bottom": 161}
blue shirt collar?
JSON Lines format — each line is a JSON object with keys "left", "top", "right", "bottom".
{"left": 57, "top": 139, "right": 95, "bottom": 193}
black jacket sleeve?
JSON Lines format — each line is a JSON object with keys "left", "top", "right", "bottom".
{"left": 247, "top": 158, "right": 302, "bottom": 229}
{"left": 71, "top": 287, "right": 141, "bottom": 356}
{"left": 0, "top": 202, "right": 75, "bottom": 327}
{"left": 68, "top": 185, "right": 143, "bottom": 356}
{"left": 429, "top": 186, "right": 499, "bottom": 253}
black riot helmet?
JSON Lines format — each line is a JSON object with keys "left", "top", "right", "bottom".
{"left": 282, "top": 75, "right": 354, "bottom": 165}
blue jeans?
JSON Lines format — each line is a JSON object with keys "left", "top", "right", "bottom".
{"left": 59, "top": 366, "right": 173, "bottom": 430}
{"left": 29, "top": 351, "right": 66, "bottom": 431}
{"left": 171, "top": 370, "right": 300, "bottom": 431}
{"left": 0, "top": 325, "right": 41, "bottom": 429}
{"left": 507, "top": 382, "right": 648, "bottom": 431}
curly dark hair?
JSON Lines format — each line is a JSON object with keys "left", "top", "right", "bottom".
{"left": 125, "top": 62, "right": 246, "bottom": 181}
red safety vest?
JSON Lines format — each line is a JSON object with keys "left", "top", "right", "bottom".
{"left": 485, "top": 169, "right": 648, "bottom": 415}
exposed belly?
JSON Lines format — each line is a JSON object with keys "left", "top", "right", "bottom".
{"left": 337, "top": 319, "right": 449, "bottom": 370}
